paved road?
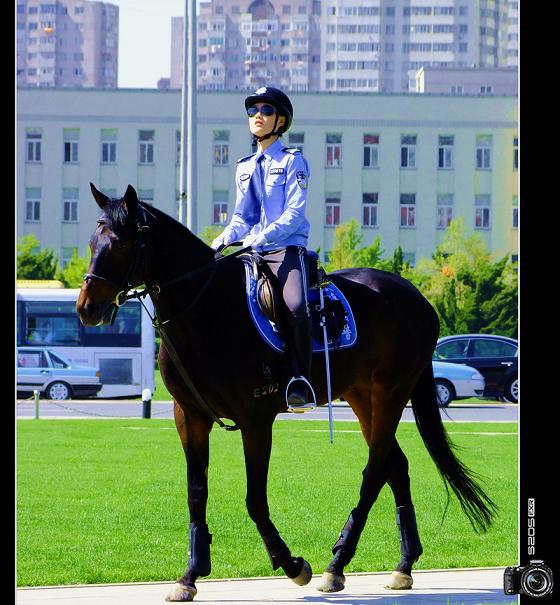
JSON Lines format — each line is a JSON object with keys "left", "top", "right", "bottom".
{"left": 16, "top": 398, "right": 518, "bottom": 423}
{"left": 17, "top": 567, "right": 515, "bottom": 605}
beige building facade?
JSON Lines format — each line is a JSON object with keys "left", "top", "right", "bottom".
{"left": 16, "top": 0, "right": 119, "bottom": 89}
{"left": 17, "top": 87, "right": 518, "bottom": 267}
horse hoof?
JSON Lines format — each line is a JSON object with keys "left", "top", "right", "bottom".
{"left": 165, "top": 582, "right": 197, "bottom": 602}
{"left": 317, "top": 571, "right": 346, "bottom": 593}
{"left": 291, "top": 559, "right": 313, "bottom": 586}
{"left": 384, "top": 571, "right": 413, "bottom": 590}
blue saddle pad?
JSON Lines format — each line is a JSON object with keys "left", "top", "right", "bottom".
{"left": 243, "top": 261, "right": 358, "bottom": 354}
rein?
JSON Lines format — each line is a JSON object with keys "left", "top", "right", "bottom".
{"left": 83, "top": 206, "right": 250, "bottom": 432}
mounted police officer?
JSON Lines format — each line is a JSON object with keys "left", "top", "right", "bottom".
{"left": 211, "top": 86, "right": 315, "bottom": 412}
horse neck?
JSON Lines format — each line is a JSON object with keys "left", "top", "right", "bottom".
{"left": 142, "top": 207, "right": 216, "bottom": 318}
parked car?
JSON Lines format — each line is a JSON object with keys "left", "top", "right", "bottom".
{"left": 432, "top": 360, "right": 485, "bottom": 407}
{"left": 433, "top": 334, "right": 518, "bottom": 403}
{"left": 17, "top": 347, "right": 102, "bottom": 400}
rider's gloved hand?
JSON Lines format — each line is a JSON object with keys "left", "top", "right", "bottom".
{"left": 211, "top": 232, "right": 234, "bottom": 250}
{"left": 242, "top": 232, "right": 266, "bottom": 248}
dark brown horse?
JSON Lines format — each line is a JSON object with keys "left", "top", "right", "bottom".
{"left": 77, "top": 184, "right": 496, "bottom": 602}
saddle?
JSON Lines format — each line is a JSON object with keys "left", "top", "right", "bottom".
{"left": 241, "top": 251, "right": 358, "bottom": 354}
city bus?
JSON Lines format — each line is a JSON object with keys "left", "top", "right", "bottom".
{"left": 16, "top": 285, "right": 155, "bottom": 398}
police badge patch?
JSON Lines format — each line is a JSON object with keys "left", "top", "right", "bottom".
{"left": 296, "top": 171, "right": 307, "bottom": 189}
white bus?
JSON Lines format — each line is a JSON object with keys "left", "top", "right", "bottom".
{"left": 16, "top": 286, "right": 156, "bottom": 398}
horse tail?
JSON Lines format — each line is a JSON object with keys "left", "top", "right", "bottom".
{"left": 410, "top": 364, "right": 497, "bottom": 533}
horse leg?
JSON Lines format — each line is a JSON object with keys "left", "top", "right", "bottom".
{"left": 318, "top": 380, "right": 409, "bottom": 593}
{"left": 241, "top": 422, "right": 312, "bottom": 586}
{"left": 166, "top": 402, "right": 213, "bottom": 602}
{"left": 384, "top": 439, "right": 423, "bottom": 590}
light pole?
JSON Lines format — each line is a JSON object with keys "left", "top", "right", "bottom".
{"left": 178, "top": 0, "right": 197, "bottom": 231}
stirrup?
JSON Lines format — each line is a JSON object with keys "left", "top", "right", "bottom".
{"left": 286, "top": 376, "right": 317, "bottom": 413}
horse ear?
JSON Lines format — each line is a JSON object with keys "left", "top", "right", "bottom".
{"left": 90, "top": 182, "right": 109, "bottom": 209}
{"left": 123, "top": 184, "right": 139, "bottom": 217}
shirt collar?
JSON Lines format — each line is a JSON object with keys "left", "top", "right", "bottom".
{"left": 261, "top": 138, "right": 284, "bottom": 161}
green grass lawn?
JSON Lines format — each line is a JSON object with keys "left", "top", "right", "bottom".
{"left": 16, "top": 419, "right": 518, "bottom": 587}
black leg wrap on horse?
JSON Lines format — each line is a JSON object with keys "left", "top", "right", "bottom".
{"left": 188, "top": 522, "right": 212, "bottom": 577}
{"left": 261, "top": 528, "right": 292, "bottom": 571}
{"left": 330, "top": 509, "right": 367, "bottom": 565}
{"left": 395, "top": 505, "right": 423, "bottom": 575}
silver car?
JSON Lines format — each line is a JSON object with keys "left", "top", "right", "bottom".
{"left": 433, "top": 360, "right": 485, "bottom": 407}
{"left": 17, "top": 347, "right": 102, "bottom": 400}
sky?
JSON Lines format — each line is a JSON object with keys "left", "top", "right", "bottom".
{"left": 111, "top": 0, "right": 196, "bottom": 88}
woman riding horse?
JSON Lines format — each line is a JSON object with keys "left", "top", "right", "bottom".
{"left": 211, "top": 86, "right": 315, "bottom": 412}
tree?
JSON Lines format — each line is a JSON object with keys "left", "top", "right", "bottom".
{"left": 325, "top": 218, "right": 393, "bottom": 272}
{"left": 414, "top": 218, "right": 518, "bottom": 338}
{"left": 17, "top": 234, "right": 59, "bottom": 280}
{"left": 58, "top": 249, "right": 90, "bottom": 288}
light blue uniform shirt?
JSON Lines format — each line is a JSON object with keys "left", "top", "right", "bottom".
{"left": 222, "top": 138, "right": 311, "bottom": 252}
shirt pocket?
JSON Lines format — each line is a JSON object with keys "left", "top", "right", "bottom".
{"left": 265, "top": 174, "right": 286, "bottom": 193}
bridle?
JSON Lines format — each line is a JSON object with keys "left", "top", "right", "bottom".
{"left": 82, "top": 203, "right": 248, "bottom": 431}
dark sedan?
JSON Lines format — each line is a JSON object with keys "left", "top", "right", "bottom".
{"left": 433, "top": 334, "right": 518, "bottom": 403}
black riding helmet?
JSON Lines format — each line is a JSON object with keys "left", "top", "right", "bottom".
{"left": 245, "top": 86, "right": 293, "bottom": 144}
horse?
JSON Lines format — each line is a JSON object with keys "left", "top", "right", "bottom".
{"left": 77, "top": 184, "right": 496, "bottom": 602}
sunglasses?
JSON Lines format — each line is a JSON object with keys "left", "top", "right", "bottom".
{"left": 247, "top": 104, "right": 276, "bottom": 118}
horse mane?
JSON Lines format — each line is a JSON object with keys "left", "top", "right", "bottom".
{"left": 104, "top": 196, "right": 212, "bottom": 254}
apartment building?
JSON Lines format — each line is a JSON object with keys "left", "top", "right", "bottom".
{"left": 16, "top": 0, "right": 119, "bottom": 89}
{"left": 169, "top": 0, "right": 516, "bottom": 93}
{"left": 17, "top": 87, "right": 518, "bottom": 267}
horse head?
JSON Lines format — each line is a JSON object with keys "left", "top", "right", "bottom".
{"left": 76, "top": 183, "right": 147, "bottom": 326}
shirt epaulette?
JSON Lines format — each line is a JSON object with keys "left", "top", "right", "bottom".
{"left": 282, "top": 147, "right": 301, "bottom": 155}
{"left": 237, "top": 152, "right": 256, "bottom": 164}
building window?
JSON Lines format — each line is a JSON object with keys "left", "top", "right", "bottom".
{"left": 400, "top": 193, "right": 416, "bottom": 227}
{"left": 512, "top": 196, "right": 518, "bottom": 229}
{"left": 475, "top": 135, "right": 492, "bottom": 170}
{"left": 325, "top": 195, "right": 341, "bottom": 226}
{"left": 437, "top": 194, "right": 454, "bottom": 229}
{"left": 480, "top": 85, "right": 493, "bottom": 94}
{"left": 363, "top": 134, "right": 379, "bottom": 168}
{"left": 213, "top": 130, "right": 229, "bottom": 165}
{"left": 288, "top": 132, "right": 304, "bottom": 154}
{"left": 139, "top": 130, "right": 155, "bottom": 164}
{"left": 26, "top": 129, "right": 42, "bottom": 162}
{"left": 61, "top": 246, "right": 77, "bottom": 268}
{"left": 438, "top": 135, "right": 454, "bottom": 169}
{"left": 513, "top": 137, "right": 518, "bottom": 170}
{"left": 475, "top": 194, "right": 491, "bottom": 229}
{"left": 450, "top": 85, "right": 464, "bottom": 94}
{"left": 326, "top": 133, "right": 342, "bottom": 167}
{"left": 401, "top": 135, "right": 416, "bottom": 168}
{"left": 25, "top": 188, "right": 41, "bottom": 222}
{"left": 138, "top": 189, "right": 154, "bottom": 205}
{"left": 62, "top": 188, "right": 79, "bottom": 222}
{"left": 213, "top": 190, "right": 229, "bottom": 225}
{"left": 100, "top": 128, "right": 117, "bottom": 164}
{"left": 63, "top": 128, "right": 79, "bottom": 163}
{"left": 362, "top": 193, "right": 378, "bottom": 227}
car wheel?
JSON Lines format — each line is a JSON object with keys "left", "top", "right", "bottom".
{"left": 504, "top": 377, "right": 519, "bottom": 404}
{"left": 46, "top": 381, "right": 72, "bottom": 401}
{"left": 435, "top": 379, "right": 455, "bottom": 407}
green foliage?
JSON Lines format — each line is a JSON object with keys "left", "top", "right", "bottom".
{"left": 323, "top": 218, "right": 517, "bottom": 338}
{"left": 414, "top": 218, "right": 518, "bottom": 338}
{"left": 57, "top": 249, "right": 90, "bottom": 288}
{"left": 17, "top": 234, "right": 59, "bottom": 280}
{"left": 198, "top": 225, "right": 223, "bottom": 247}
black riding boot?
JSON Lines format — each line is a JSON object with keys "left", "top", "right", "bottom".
{"left": 286, "top": 316, "right": 315, "bottom": 411}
